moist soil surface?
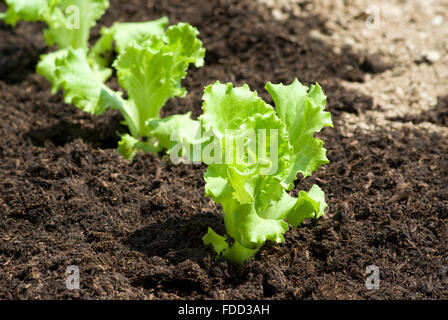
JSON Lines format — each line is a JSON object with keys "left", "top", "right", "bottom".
{"left": 0, "top": 0, "right": 447, "bottom": 299}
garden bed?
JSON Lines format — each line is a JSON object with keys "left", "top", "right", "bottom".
{"left": 0, "top": 0, "right": 447, "bottom": 299}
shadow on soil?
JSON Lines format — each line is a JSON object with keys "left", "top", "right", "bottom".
{"left": 24, "top": 114, "right": 126, "bottom": 149}
{"left": 125, "top": 212, "right": 223, "bottom": 263}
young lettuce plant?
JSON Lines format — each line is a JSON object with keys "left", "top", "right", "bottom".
{"left": 198, "top": 80, "right": 333, "bottom": 264}
{"left": 1, "top": 0, "right": 110, "bottom": 83}
{"left": 0, "top": 0, "right": 169, "bottom": 88}
{"left": 50, "top": 23, "right": 205, "bottom": 159}
{"left": 0, "top": 0, "right": 109, "bottom": 49}
{"left": 1, "top": 1, "right": 200, "bottom": 160}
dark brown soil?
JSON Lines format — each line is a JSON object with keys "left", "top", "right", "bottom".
{"left": 0, "top": 0, "right": 447, "bottom": 299}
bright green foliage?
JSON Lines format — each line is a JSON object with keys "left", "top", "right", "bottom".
{"left": 113, "top": 23, "right": 205, "bottom": 138}
{"left": 147, "top": 112, "right": 201, "bottom": 154}
{"left": 36, "top": 49, "right": 70, "bottom": 93}
{"left": 43, "top": 0, "right": 109, "bottom": 49}
{"left": 117, "top": 133, "right": 158, "bottom": 160}
{"left": 52, "top": 48, "right": 123, "bottom": 114}
{"left": 1, "top": 0, "right": 109, "bottom": 49}
{"left": 266, "top": 80, "right": 333, "bottom": 186}
{"left": 2, "top": 0, "right": 170, "bottom": 88}
{"left": 2, "top": 2, "right": 331, "bottom": 265}
{"left": 2, "top": 0, "right": 110, "bottom": 87}
{"left": 50, "top": 23, "right": 205, "bottom": 159}
{"left": 2, "top": 2, "right": 204, "bottom": 160}
{"left": 0, "top": 0, "right": 49, "bottom": 26}
{"left": 89, "top": 16, "right": 169, "bottom": 68}
{"left": 200, "top": 81, "right": 332, "bottom": 264}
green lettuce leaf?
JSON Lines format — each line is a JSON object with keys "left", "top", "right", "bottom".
{"left": 0, "top": 0, "right": 48, "bottom": 26}
{"left": 204, "top": 165, "right": 289, "bottom": 255}
{"left": 89, "top": 16, "right": 169, "bottom": 68}
{"left": 1, "top": 0, "right": 109, "bottom": 48}
{"left": 203, "top": 227, "right": 258, "bottom": 265}
{"left": 266, "top": 79, "right": 333, "bottom": 186}
{"left": 201, "top": 82, "right": 292, "bottom": 177}
{"left": 117, "top": 134, "right": 140, "bottom": 161}
{"left": 287, "top": 184, "right": 328, "bottom": 228}
{"left": 43, "top": 0, "right": 109, "bottom": 49}
{"left": 113, "top": 22, "right": 205, "bottom": 138}
{"left": 147, "top": 112, "right": 201, "bottom": 154}
{"left": 51, "top": 48, "right": 124, "bottom": 115}
{"left": 117, "top": 133, "right": 158, "bottom": 160}
{"left": 36, "top": 49, "right": 69, "bottom": 93}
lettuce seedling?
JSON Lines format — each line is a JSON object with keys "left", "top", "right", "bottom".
{"left": 1, "top": 0, "right": 169, "bottom": 87}
{"left": 199, "top": 80, "right": 333, "bottom": 264}
{"left": 50, "top": 23, "right": 205, "bottom": 159}
{"left": 1, "top": 0, "right": 108, "bottom": 48}
{"left": 1, "top": 1, "right": 201, "bottom": 160}
{"left": 1, "top": 0, "right": 109, "bottom": 82}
